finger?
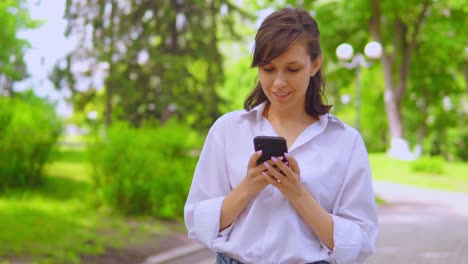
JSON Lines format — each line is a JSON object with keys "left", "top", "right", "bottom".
{"left": 264, "top": 161, "right": 287, "bottom": 182}
{"left": 272, "top": 156, "right": 293, "bottom": 176}
{"left": 248, "top": 150, "right": 263, "bottom": 168}
{"left": 265, "top": 159, "right": 276, "bottom": 167}
{"left": 262, "top": 171, "right": 282, "bottom": 185}
{"left": 252, "top": 163, "right": 268, "bottom": 174}
{"left": 284, "top": 153, "right": 300, "bottom": 174}
{"left": 256, "top": 159, "right": 275, "bottom": 172}
{"left": 252, "top": 158, "right": 271, "bottom": 175}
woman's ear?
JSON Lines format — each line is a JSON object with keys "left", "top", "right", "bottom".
{"left": 310, "top": 53, "right": 323, "bottom": 76}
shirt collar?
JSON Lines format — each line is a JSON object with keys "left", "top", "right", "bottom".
{"left": 241, "top": 102, "right": 267, "bottom": 121}
{"left": 242, "top": 102, "right": 345, "bottom": 129}
{"left": 319, "top": 112, "right": 345, "bottom": 129}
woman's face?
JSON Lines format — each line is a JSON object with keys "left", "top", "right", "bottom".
{"left": 258, "top": 41, "right": 321, "bottom": 111}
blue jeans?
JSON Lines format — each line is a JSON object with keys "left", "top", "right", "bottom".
{"left": 216, "top": 253, "right": 329, "bottom": 264}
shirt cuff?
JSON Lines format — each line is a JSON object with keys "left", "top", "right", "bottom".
{"left": 189, "top": 196, "right": 231, "bottom": 248}
{"left": 327, "top": 214, "right": 363, "bottom": 264}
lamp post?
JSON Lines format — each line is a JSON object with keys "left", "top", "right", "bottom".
{"left": 336, "top": 41, "right": 382, "bottom": 131}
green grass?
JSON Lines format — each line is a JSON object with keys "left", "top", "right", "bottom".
{"left": 369, "top": 153, "right": 468, "bottom": 193}
{"left": 0, "top": 150, "right": 171, "bottom": 264}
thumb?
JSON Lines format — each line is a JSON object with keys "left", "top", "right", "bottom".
{"left": 248, "top": 150, "right": 263, "bottom": 168}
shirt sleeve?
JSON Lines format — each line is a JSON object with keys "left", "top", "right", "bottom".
{"left": 184, "top": 119, "right": 234, "bottom": 248}
{"left": 327, "top": 133, "right": 379, "bottom": 264}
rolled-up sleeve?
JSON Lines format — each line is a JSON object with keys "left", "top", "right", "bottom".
{"left": 327, "top": 134, "right": 379, "bottom": 264}
{"left": 184, "top": 118, "right": 234, "bottom": 248}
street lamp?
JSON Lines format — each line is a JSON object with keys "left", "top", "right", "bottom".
{"left": 336, "top": 41, "right": 382, "bottom": 131}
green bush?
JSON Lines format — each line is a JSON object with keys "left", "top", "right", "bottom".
{"left": 446, "top": 127, "right": 468, "bottom": 161}
{"left": 90, "top": 120, "right": 202, "bottom": 219}
{"left": 410, "top": 156, "right": 445, "bottom": 175}
{"left": 0, "top": 92, "right": 62, "bottom": 189}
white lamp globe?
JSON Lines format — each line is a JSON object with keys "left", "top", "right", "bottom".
{"left": 364, "top": 41, "right": 382, "bottom": 59}
{"left": 336, "top": 43, "right": 354, "bottom": 61}
{"left": 87, "top": 111, "right": 98, "bottom": 120}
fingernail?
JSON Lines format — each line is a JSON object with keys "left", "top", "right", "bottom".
{"left": 278, "top": 156, "right": 284, "bottom": 160}
{"left": 271, "top": 157, "right": 278, "bottom": 162}
{"left": 262, "top": 171, "right": 268, "bottom": 177}
{"left": 263, "top": 162, "right": 270, "bottom": 168}
{"left": 284, "top": 152, "right": 290, "bottom": 158}
{"left": 256, "top": 150, "right": 263, "bottom": 155}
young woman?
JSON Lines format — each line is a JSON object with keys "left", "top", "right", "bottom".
{"left": 184, "top": 7, "right": 378, "bottom": 264}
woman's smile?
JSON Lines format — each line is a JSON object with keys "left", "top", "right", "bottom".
{"left": 272, "top": 91, "right": 292, "bottom": 101}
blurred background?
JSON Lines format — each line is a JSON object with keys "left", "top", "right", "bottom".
{"left": 0, "top": 0, "right": 466, "bottom": 263}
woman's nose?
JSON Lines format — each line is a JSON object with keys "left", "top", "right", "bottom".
{"left": 273, "top": 75, "right": 287, "bottom": 87}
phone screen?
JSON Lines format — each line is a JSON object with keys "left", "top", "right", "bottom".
{"left": 253, "top": 136, "right": 288, "bottom": 165}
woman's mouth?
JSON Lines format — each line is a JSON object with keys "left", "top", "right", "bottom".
{"left": 273, "top": 91, "right": 291, "bottom": 100}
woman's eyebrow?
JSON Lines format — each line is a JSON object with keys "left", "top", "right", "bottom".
{"left": 287, "top": 61, "right": 303, "bottom": 65}
{"left": 261, "top": 60, "right": 304, "bottom": 67}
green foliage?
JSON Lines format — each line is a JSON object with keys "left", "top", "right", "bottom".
{"left": 313, "top": 0, "right": 466, "bottom": 156}
{"left": 90, "top": 120, "right": 202, "bottom": 219}
{"left": 409, "top": 156, "right": 445, "bottom": 175}
{"left": 219, "top": 56, "right": 258, "bottom": 112}
{"left": 0, "top": 152, "right": 168, "bottom": 264}
{"left": 54, "top": 0, "right": 254, "bottom": 130}
{"left": 0, "top": 0, "right": 41, "bottom": 93}
{"left": 445, "top": 127, "right": 468, "bottom": 161}
{"left": 50, "top": 0, "right": 467, "bottom": 169}
{"left": 355, "top": 66, "right": 388, "bottom": 152}
{"left": 0, "top": 92, "right": 62, "bottom": 189}
{"left": 399, "top": 0, "right": 466, "bottom": 159}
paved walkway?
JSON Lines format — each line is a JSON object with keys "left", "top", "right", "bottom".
{"left": 368, "top": 181, "right": 468, "bottom": 264}
{"left": 145, "top": 181, "right": 468, "bottom": 264}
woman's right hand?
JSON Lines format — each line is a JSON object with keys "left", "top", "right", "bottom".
{"left": 239, "top": 150, "right": 270, "bottom": 198}
{"left": 219, "top": 150, "right": 270, "bottom": 230}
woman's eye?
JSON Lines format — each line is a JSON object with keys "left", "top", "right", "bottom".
{"left": 263, "top": 68, "right": 274, "bottom": 72}
{"left": 288, "top": 68, "right": 300, "bottom": 72}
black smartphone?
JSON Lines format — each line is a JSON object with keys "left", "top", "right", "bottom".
{"left": 253, "top": 136, "right": 288, "bottom": 165}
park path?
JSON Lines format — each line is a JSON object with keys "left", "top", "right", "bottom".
{"left": 144, "top": 180, "right": 468, "bottom": 264}
{"left": 367, "top": 181, "right": 468, "bottom": 264}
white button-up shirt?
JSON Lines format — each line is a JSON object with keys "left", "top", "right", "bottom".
{"left": 184, "top": 103, "right": 378, "bottom": 264}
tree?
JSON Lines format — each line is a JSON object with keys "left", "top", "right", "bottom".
{"left": 0, "top": 0, "right": 40, "bottom": 95}
{"left": 365, "top": 0, "right": 466, "bottom": 158}
{"left": 52, "top": 0, "right": 251, "bottom": 129}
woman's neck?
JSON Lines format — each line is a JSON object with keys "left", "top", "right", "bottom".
{"left": 263, "top": 102, "right": 318, "bottom": 148}
{"left": 263, "top": 102, "right": 315, "bottom": 125}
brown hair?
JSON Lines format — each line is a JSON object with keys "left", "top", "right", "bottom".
{"left": 244, "top": 7, "right": 332, "bottom": 116}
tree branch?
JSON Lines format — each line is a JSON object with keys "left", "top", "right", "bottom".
{"left": 396, "top": 18, "right": 408, "bottom": 105}
{"left": 396, "top": 0, "right": 431, "bottom": 102}
{"left": 410, "top": 0, "right": 430, "bottom": 49}
{"left": 369, "top": 0, "right": 395, "bottom": 93}
{"left": 368, "top": 0, "right": 382, "bottom": 44}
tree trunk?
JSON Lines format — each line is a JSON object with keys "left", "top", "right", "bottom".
{"left": 105, "top": 79, "right": 112, "bottom": 127}
{"left": 105, "top": 0, "right": 117, "bottom": 128}
{"left": 369, "top": 0, "right": 404, "bottom": 138}
{"left": 0, "top": 75, "right": 14, "bottom": 96}
{"left": 464, "top": 65, "right": 468, "bottom": 91}
{"left": 369, "top": 0, "right": 429, "bottom": 159}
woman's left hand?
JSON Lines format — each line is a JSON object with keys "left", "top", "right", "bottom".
{"left": 262, "top": 153, "right": 306, "bottom": 201}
